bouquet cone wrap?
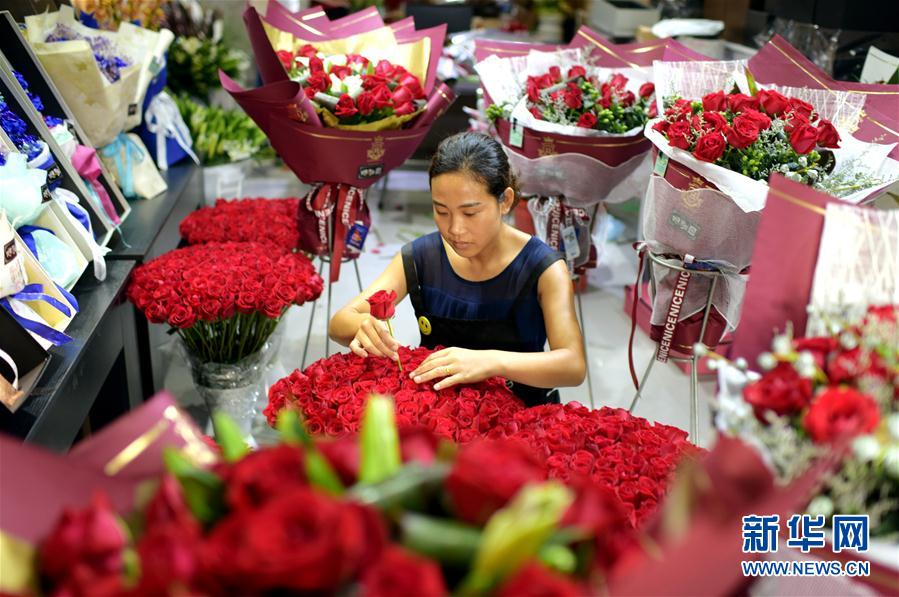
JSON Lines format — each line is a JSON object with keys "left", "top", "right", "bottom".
{"left": 245, "top": 6, "right": 291, "bottom": 85}
{"left": 749, "top": 35, "right": 899, "bottom": 158}
{"left": 412, "top": 82, "right": 456, "bottom": 129}
{"left": 265, "top": 2, "right": 384, "bottom": 39}
{"left": 68, "top": 392, "right": 218, "bottom": 482}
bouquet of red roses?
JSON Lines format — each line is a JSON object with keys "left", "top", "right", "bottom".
{"left": 277, "top": 43, "right": 426, "bottom": 129}
{"left": 127, "top": 241, "right": 322, "bottom": 364}
{"left": 715, "top": 304, "right": 897, "bottom": 536}
{"left": 267, "top": 347, "right": 701, "bottom": 526}
{"left": 13, "top": 396, "right": 662, "bottom": 596}
{"left": 179, "top": 197, "right": 301, "bottom": 252}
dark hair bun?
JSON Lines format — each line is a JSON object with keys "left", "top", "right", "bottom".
{"left": 429, "top": 132, "right": 520, "bottom": 207}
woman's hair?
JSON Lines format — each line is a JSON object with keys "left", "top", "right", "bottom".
{"left": 429, "top": 132, "right": 520, "bottom": 206}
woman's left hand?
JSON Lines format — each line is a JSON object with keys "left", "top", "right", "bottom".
{"left": 410, "top": 348, "right": 501, "bottom": 391}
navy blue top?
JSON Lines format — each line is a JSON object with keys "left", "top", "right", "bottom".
{"left": 410, "top": 232, "right": 563, "bottom": 353}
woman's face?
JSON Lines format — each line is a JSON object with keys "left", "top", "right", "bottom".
{"left": 430, "top": 171, "right": 513, "bottom": 258}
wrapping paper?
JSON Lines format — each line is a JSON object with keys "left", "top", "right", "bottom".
{"left": 24, "top": 6, "right": 172, "bottom": 144}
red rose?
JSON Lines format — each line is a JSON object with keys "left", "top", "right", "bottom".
{"left": 726, "top": 93, "right": 759, "bottom": 113}
{"left": 692, "top": 131, "right": 726, "bottom": 163}
{"left": 742, "top": 362, "right": 813, "bottom": 419}
{"left": 346, "top": 53, "right": 369, "bottom": 67}
{"left": 804, "top": 387, "right": 880, "bottom": 444}
{"left": 639, "top": 82, "right": 655, "bottom": 99}
{"left": 619, "top": 90, "right": 636, "bottom": 107}
{"left": 666, "top": 120, "right": 693, "bottom": 149}
{"left": 39, "top": 493, "right": 127, "bottom": 586}
{"left": 526, "top": 78, "right": 541, "bottom": 103}
{"left": 789, "top": 121, "right": 819, "bottom": 154}
{"left": 370, "top": 84, "right": 392, "bottom": 110}
{"left": 374, "top": 60, "right": 397, "bottom": 78}
{"left": 692, "top": 112, "right": 727, "bottom": 134}
{"left": 651, "top": 119, "right": 669, "bottom": 135}
{"left": 702, "top": 90, "right": 727, "bottom": 112}
{"left": 537, "top": 74, "right": 555, "bottom": 90}
{"left": 563, "top": 89, "right": 582, "bottom": 110}
{"left": 529, "top": 106, "right": 543, "bottom": 120}
{"left": 738, "top": 108, "right": 772, "bottom": 131}
{"left": 394, "top": 102, "right": 416, "bottom": 116}
{"left": 221, "top": 444, "right": 306, "bottom": 511}
{"left": 334, "top": 94, "right": 359, "bottom": 119}
{"left": 548, "top": 66, "right": 562, "bottom": 83}
{"left": 816, "top": 119, "right": 841, "bottom": 148}
{"left": 306, "top": 71, "right": 330, "bottom": 94}
{"left": 757, "top": 89, "right": 790, "bottom": 116}
{"left": 145, "top": 475, "right": 198, "bottom": 530}
{"left": 609, "top": 73, "right": 628, "bottom": 90}
{"left": 726, "top": 113, "right": 762, "bottom": 149}
{"left": 446, "top": 439, "right": 546, "bottom": 525}
{"left": 647, "top": 102, "right": 658, "bottom": 118}
{"left": 298, "top": 44, "right": 318, "bottom": 58}
{"left": 563, "top": 479, "right": 637, "bottom": 569}
{"left": 793, "top": 337, "right": 837, "bottom": 372}
{"left": 367, "top": 289, "right": 397, "bottom": 319}
{"left": 276, "top": 50, "right": 294, "bottom": 71}
{"left": 168, "top": 305, "right": 196, "bottom": 329}
{"left": 392, "top": 85, "right": 413, "bottom": 106}
{"left": 567, "top": 65, "right": 587, "bottom": 79}
{"left": 789, "top": 97, "right": 815, "bottom": 120}
{"left": 201, "top": 487, "right": 382, "bottom": 593}
{"left": 308, "top": 55, "right": 324, "bottom": 73}
{"left": 330, "top": 64, "right": 353, "bottom": 80}
{"left": 496, "top": 562, "right": 582, "bottom": 597}
{"left": 362, "top": 547, "right": 447, "bottom": 597}
{"left": 136, "top": 523, "right": 202, "bottom": 595}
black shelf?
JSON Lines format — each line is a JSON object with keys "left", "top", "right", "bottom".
{"left": 108, "top": 162, "right": 203, "bottom": 262}
{"left": 0, "top": 260, "right": 141, "bottom": 450}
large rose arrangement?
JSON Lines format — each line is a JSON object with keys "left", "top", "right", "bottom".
{"left": 277, "top": 43, "right": 426, "bottom": 127}
{"left": 30, "top": 398, "right": 661, "bottom": 595}
{"left": 127, "top": 242, "right": 323, "bottom": 363}
{"left": 650, "top": 88, "right": 840, "bottom": 185}
{"left": 521, "top": 66, "right": 656, "bottom": 133}
{"left": 179, "top": 198, "right": 300, "bottom": 251}
{"left": 265, "top": 346, "right": 525, "bottom": 441}
{"left": 716, "top": 304, "right": 898, "bottom": 536}
{"left": 267, "top": 347, "right": 699, "bottom": 526}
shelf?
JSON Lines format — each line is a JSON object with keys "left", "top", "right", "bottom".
{"left": 0, "top": 260, "right": 141, "bottom": 450}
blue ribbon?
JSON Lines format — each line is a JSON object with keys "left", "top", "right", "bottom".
{"left": 16, "top": 227, "right": 82, "bottom": 305}
{"left": 100, "top": 133, "right": 144, "bottom": 199}
{"left": 65, "top": 198, "right": 93, "bottom": 235}
{"left": 0, "top": 283, "right": 77, "bottom": 346}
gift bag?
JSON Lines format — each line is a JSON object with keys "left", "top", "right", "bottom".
{"left": 98, "top": 133, "right": 167, "bottom": 200}
{"left": 1, "top": 211, "right": 26, "bottom": 299}
{"left": 527, "top": 196, "right": 596, "bottom": 272}
{"left": 0, "top": 153, "right": 46, "bottom": 227}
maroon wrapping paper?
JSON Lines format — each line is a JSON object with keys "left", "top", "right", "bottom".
{"left": 473, "top": 38, "right": 563, "bottom": 63}
{"left": 221, "top": 72, "right": 450, "bottom": 188}
{"left": 68, "top": 392, "right": 216, "bottom": 482}
{"left": 245, "top": 6, "right": 290, "bottom": 85}
{"left": 730, "top": 174, "right": 850, "bottom": 367}
{"left": 494, "top": 118, "right": 651, "bottom": 167}
{"left": 264, "top": 2, "right": 382, "bottom": 40}
{"left": 0, "top": 435, "right": 137, "bottom": 543}
{"left": 412, "top": 82, "right": 456, "bottom": 130}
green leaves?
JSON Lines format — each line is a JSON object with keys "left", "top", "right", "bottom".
{"left": 212, "top": 412, "right": 250, "bottom": 462}
{"left": 358, "top": 395, "right": 402, "bottom": 485}
{"left": 277, "top": 410, "right": 345, "bottom": 496}
{"left": 162, "top": 447, "right": 225, "bottom": 525}
{"left": 400, "top": 512, "right": 482, "bottom": 567}
{"left": 173, "top": 93, "right": 270, "bottom": 166}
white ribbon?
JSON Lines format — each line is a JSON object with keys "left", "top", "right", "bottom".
{"left": 0, "top": 348, "right": 19, "bottom": 390}
{"left": 51, "top": 188, "right": 109, "bottom": 282}
{"left": 144, "top": 91, "right": 200, "bottom": 170}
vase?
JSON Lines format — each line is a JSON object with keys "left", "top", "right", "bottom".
{"left": 186, "top": 348, "right": 265, "bottom": 438}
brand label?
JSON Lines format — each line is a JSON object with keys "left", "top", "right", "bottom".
{"left": 358, "top": 164, "right": 384, "bottom": 179}
{"left": 3, "top": 240, "right": 16, "bottom": 265}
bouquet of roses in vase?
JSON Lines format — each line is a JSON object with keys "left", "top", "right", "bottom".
{"left": 638, "top": 59, "right": 899, "bottom": 355}
{"left": 714, "top": 304, "right": 898, "bottom": 538}
{"left": 223, "top": 6, "right": 453, "bottom": 283}
{"left": 127, "top": 241, "right": 323, "bottom": 434}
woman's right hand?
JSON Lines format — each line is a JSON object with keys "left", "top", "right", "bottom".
{"left": 349, "top": 315, "right": 399, "bottom": 359}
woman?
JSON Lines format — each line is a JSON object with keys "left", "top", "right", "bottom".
{"left": 329, "top": 132, "right": 586, "bottom": 406}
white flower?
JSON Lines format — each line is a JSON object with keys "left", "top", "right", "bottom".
{"left": 296, "top": 56, "right": 310, "bottom": 69}
{"left": 888, "top": 413, "right": 899, "bottom": 440}
{"left": 851, "top": 435, "right": 881, "bottom": 463}
{"left": 884, "top": 446, "right": 899, "bottom": 478}
{"left": 758, "top": 352, "right": 778, "bottom": 371}
{"left": 772, "top": 334, "right": 792, "bottom": 357}
{"left": 798, "top": 156, "right": 808, "bottom": 167}
{"left": 329, "top": 73, "right": 343, "bottom": 94}
{"left": 807, "top": 495, "right": 834, "bottom": 518}
{"left": 839, "top": 332, "right": 858, "bottom": 351}
{"left": 343, "top": 75, "right": 364, "bottom": 100}
{"left": 328, "top": 54, "right": 347, "bottom": 67}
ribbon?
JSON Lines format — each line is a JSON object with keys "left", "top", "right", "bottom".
{"left": 99, "top": 133, "right": 146, "bottom": 202}
{"left": 0, "top": 283, "right": 75, "bottom": 346}
{"left": 51, "top": 188, "right": 108, "bottom": 282}
{"left": 330, "top": 184, "right": 363, "bottom": 283}
{"left": 144, "top": 91, "right": 200, "bottom": 170}
{"left": 72, "top": 144, "right": 121, "bottom": 225}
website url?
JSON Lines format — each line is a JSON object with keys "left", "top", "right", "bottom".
{"left": 742, "top": 560, "right": 870, "bottom": 577}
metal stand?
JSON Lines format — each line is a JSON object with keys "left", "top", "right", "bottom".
{"left": 299, "top": 210, "right": 366, "bottom": 369}
{"left": 628, "top": 251, "right": 724, "bottom": 444}
{"left": 572, "top": 273, "right": 594, "bottom": 408}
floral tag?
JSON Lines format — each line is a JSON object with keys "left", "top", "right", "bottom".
{"left": 561, "top": 225, "right": 580, "bottom": 261}
{"left": 345, "top": 222, "right": 369, "bottom": 252}
{"left": 653, "top": 153, "right": 669, "bottom": 177}
{"left": 509, "top": 118, "right": 524, "bottom": 148}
